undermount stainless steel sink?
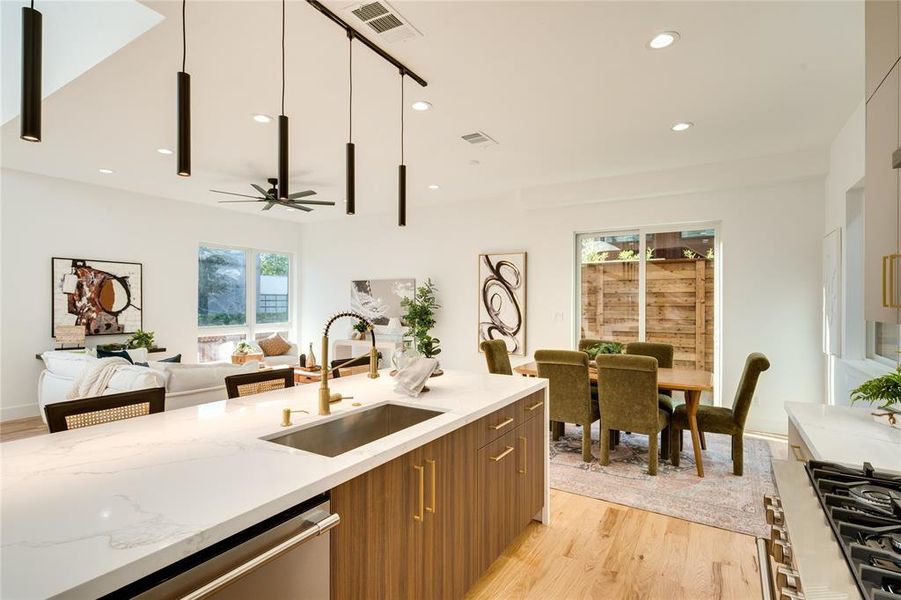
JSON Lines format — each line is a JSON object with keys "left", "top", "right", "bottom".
{"left": 264, "top": 403, "right": 444, "bottom": 457}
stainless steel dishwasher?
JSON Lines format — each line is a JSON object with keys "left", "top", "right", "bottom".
{"left": 106, "top": 494, "right": 338, "bottom": 600}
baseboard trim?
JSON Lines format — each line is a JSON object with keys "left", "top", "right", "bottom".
{"left": 1, "top": 403, "right": 41, "bottom": 422}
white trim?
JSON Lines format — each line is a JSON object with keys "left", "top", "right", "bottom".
{"left": 1, "top": 403, "right": 41, "bottom": 421}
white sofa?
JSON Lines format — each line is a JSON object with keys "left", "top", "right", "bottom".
{"left": 261, "top": 342, "right": 300, "bottom": 367}
{"left": 37, "top": 351, "right": 258, "bottom": 423}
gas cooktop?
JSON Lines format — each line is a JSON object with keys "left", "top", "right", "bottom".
{"left": 805, "top": 461, "right": 901, "bottom": 599}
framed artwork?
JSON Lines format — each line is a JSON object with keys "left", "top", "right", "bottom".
{"left": 350, "top": 278, "right": 415, "bottom": 329}
{"left": 478, "top": 252, "right": 527, "bottom": 355}
{"left": 52, "top": 257, "right": 143, "bottom": 337}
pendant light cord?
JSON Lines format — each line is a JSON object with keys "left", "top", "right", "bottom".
{"left": 348, "top": 36, "right": 353, "bottom": 142}
{"left": 181, "top": 0, "right": 186, "bottom": 72}
{"left": 281, "top": 0, "right": 285, "bottom": 116}
{"left": 400, "top": 72, "right": 404, "bottom": 164}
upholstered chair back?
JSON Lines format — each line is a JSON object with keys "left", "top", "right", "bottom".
{"left": 625, "top": 342, "right": 674, "bottom": 369}
{"left": 535, "top": 350, "right": 592, "bottom": 425}
{"left": 596, "top": 354, "right": 661, "bottom": 433}
{"left": 480, "top": 339, "right": 513, "bottom": 376}
{"left": 731, "top": 353, "right": 771, "bottom": 429}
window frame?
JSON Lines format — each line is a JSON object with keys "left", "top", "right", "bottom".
{"left": 197, "top": 242, "right": 295, "bottom": 358}
{"left": 573, "top": 221, "right": 722, "bottom": 406}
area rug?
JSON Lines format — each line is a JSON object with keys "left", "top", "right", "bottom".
{"left": 549, "top": 423, "right": 776, "bottom": 538}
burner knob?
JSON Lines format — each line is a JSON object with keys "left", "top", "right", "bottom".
{"left": 764, "top": 495, "right": 782, "bottom": 509}
{"left": 778, "top": 587, "right": 804, "bottom": 600}
{"left": 765, "top": 504, "right": 784, "bottom": 525}
{"left": 776, "top": 566, "right": 800, "bottom": 590}
{"left": 772, "top": 539, "right": 792, "bottom": 564}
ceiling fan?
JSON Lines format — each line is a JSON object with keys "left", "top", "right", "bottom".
{"left": 210, "top": 178, "right": 335, "bottom": 212}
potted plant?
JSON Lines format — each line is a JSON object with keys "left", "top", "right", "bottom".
{"left": 401, "top": 279, "right": 441, "bottom": 364}
{"left": 351, "top": 320, "right": 368, "bottom": 341}
{"left": 234, "top": 341, "right": 255, "bottom": 356}
{"left": 127, "top": 329, "right": 155, "bottom": 350}
{"left": 582, "top": 341, "right": 623, "bottom": 360}
{"left": 850, "top": 365, "right": 901, "bottom": 428}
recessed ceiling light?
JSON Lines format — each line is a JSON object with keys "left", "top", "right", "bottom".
{"left": 253, "top": 114, "right": 272, "bottom": 123}
{"left": 428, "top": 184, "right": 440, "bottom": 190}
{"left": 411, "top": 101, "right": 432, "bottom": 111}
{"left": 98, "top": 168, "right": 114, "bottom": 174}
{"left": 648, "top": 31, "right": 680, "bottom": 50}
{"left": 156, "top": 148, "right": 173, "bottom": 155}
{"left": 671, "top": 122, "right": 693, "bottom": 132}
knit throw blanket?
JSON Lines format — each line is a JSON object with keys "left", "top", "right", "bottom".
{"left": 67, "top": 357, "right": 131, "bottom": 400}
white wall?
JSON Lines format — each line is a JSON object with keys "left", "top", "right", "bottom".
{"left": 0, "top": 169, "right": 301, "bottom": 420}
{"left": 300, "top": 173, "right": 826, "bottom": 435}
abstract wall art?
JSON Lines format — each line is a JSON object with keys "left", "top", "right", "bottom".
{"left": 350, "top": 278, "right": 415, "bottom": 329}
{"left": 52, "top": 257, "right": 143, "bottom": 336}
{"left": 478, "top": 252, "right": 527, "bottom": 355}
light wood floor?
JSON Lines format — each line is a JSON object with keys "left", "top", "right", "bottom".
{"left": 466, "top": 489, "right": 761, "bottom": 600}
{"left": 2, "top": 418, "right": 762, "bottom": 599}
{"left": 0, "top": 416, "right": 47, "bottom": 442}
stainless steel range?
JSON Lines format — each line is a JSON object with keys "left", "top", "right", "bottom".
{"left": 765, "top": 459, "right": 901, "bottom": 600}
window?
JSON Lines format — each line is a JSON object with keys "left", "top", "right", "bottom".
{"left": 868, "top": 322, "right": 900, "bottom": 365}
{"left": 197, "top": 245, "right": 293, "bottom": 361}
{"left": 577, "top": 225, "right": 718, "bottom": 374}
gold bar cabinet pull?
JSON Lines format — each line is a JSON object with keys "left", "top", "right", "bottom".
{"left": 489, "top": 417, "right": 514, "bottom": 431}
{"left": 413, "top": 465, "right": 425, "bottom": 522}
{"left": 518, "top": 436, "right": 527, "bottom": 474}
{"left": 526, "top": 400, "right": 544, "bottom": 412}
{"left": 426, "top": 459, "right": 436, "bottom": 514}
{"left": 490, "top": 446, "right": 514, "bottom": 462}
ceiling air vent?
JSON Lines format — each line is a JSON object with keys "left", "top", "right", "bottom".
{"left": 343, "top": 1, "right": 422, "bottom": 44}
{"left": 461, "top": 131, "right": 498, "bottom": 147}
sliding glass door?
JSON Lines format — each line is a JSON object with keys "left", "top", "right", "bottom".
{"left": 577, "top": 226, "right": 717, "bottom": 372}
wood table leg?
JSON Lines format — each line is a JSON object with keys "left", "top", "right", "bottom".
{"left": 685, "top": 390, "right": 705, "bottom": 477}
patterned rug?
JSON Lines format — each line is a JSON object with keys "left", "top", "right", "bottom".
{"left": 549, "top": 423, "right": 776, "bottom": 538}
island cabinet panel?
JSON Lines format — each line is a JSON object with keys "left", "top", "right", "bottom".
{"left": 330, "top": 393, "right": 546, "bottom": 600}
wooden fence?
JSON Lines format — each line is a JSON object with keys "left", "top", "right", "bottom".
{"left": 580, "top": 258, "right": 714, "bottom": 370}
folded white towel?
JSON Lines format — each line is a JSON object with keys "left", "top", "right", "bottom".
{"left": 394, "top": 357, "right": 438, "bottom": 397}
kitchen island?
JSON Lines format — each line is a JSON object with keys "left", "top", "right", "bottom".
{"left": 0, "top": 370, "right": 548, "bottom": 599}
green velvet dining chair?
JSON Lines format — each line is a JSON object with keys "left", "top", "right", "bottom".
{"left": 536, "top": 349, "right": 599, "bottom": 462}
{"left": 480, "top": 339, "right": 513, "bottom": 375}
{"left": 595, "top": 354, "right": 671, "bottom": 475}
{"left": 625, "top": 341, "right": 675, "bottom": 456}
{"left": 669, "top": 352, "right": 770, "bottom": 476}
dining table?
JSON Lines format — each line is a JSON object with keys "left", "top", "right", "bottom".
{"left": 513, "top": 362, "right": 714, "bottom": 477}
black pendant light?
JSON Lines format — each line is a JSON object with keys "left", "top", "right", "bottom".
{"left": 176, "top": 0, "right": 190, "bottom": 176}
{"left": 278, "top": 0, "right": 289, "bottom": 200}
{"left": 398, "top": 70, "right": 406, "bottom": 227}
{"left": 345, "top": 32, "right": 355, "bottom": 215}
{"left": 20, "top": 0, "right": 42, "bottom": 142}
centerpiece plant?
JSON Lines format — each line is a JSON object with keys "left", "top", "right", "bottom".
{"left": 401, "top": 279, "right": 441, "bottom": 359}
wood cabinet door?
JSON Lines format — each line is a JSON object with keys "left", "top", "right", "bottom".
{"left": 476, "top": 430, "right": 518, "bottom": 574}
{"left": 866, "top": 0, "right": 900, "bottom": 100}
{"left": 515, "top": 415, "right": 546, "bottom": 532}
{"left": 330, "top": 447, "right": 424, "bottom": 600}
{"left": 865, "top": 62, "right": 900, "bottom": 324}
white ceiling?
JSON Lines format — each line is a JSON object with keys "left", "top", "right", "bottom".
{"left": 0, "top": 1, "right": 863, "bottom": 222}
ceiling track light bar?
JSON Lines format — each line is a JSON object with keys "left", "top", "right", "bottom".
{"left": 305, "top": 0, "right": 427, "bottom": 88}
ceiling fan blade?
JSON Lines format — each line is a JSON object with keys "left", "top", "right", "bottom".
{"left": 290, "top": 199, "right": 336, "bottom": 206}
{"left": 291, "top": 204, "right": 314, "bottom": 212}
{"left": 262, "top": 202, "right": 275, "bottom": 211}
{"left": 218, "top": 200, "right": 264, "bottom": 203}
{"left": 288, "top": 190, "right": 316, "bottom": 199}
{"left": 251, "top": 183, "right": 274, "bottom": 199}
{"left": 210, "top": 190, "right": 264, "bottom": 200}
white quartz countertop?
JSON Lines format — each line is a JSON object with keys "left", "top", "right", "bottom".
{"left": 785, "top": 401, "right": 901, "bottom": 471}
{"left": 0, "top": 369, "right": 546, "bottom": 599}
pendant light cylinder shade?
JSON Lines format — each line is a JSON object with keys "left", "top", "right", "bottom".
{"left": 176, "top": 71, "right": 191, "bottom": 176}
{"left": 20, "top": 6, "right": 42, "bottom": 142}
{"left": 346, "top": 142, "right": 355, "bottom": 215}
{"left": 398, "top": 164, "right": 406, "bottom": 227}
{"left": 278, "top": 115, "right": 289, "bottom": 199}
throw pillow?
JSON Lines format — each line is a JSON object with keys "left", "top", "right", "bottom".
{"left": 159, "top": 354, "right": 182, "bottom": 363}
{"left": 258, "top": 333, "right": 291, "bottom": 357}
{"left": 96, "top": 347, "right": 134, "bottom": 364}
